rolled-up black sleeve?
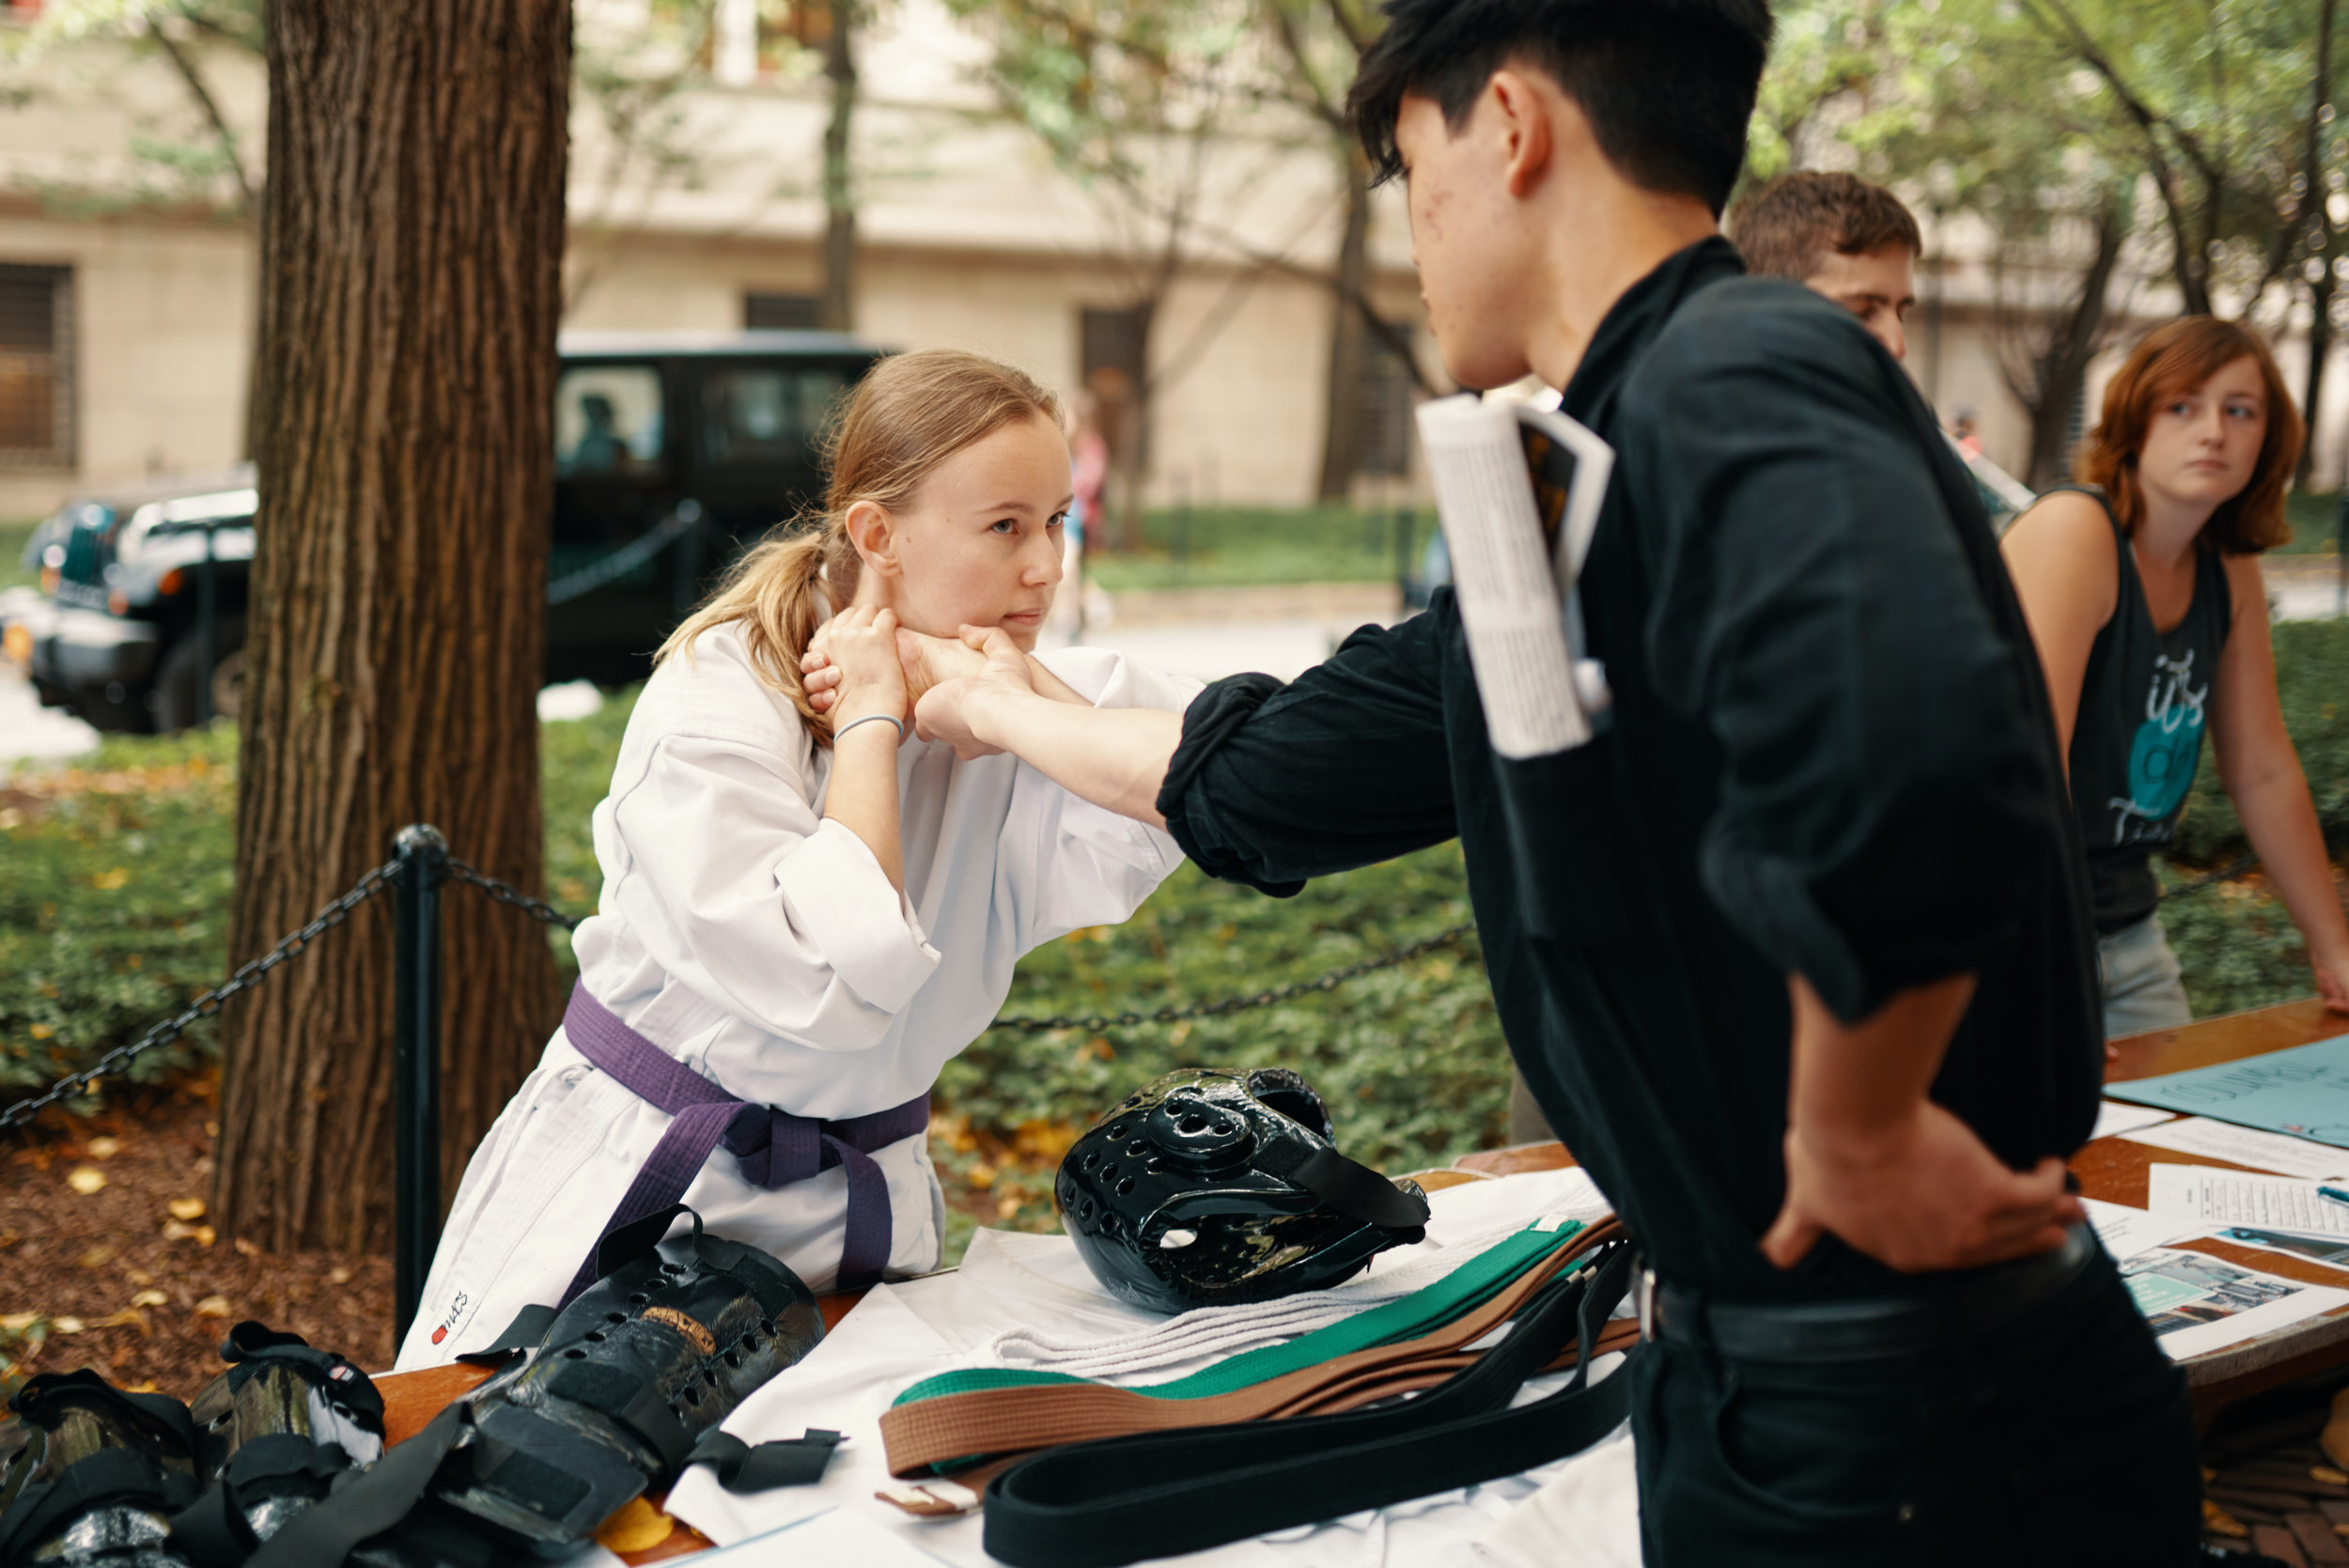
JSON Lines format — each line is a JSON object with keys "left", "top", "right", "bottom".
{"left": 1624, "top": 305, "right": 2049, "bottom": 1022}
{"left": 1156, "top": 612, "right": 1459, "bottom": 894}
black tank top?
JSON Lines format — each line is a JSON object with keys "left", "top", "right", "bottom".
{"left": 2054, "top": 484, "right": 2233, "bottom": 933}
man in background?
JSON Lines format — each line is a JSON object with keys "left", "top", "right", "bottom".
{"left": 1733, "top": 169, "right": 1920, "bottom": 361}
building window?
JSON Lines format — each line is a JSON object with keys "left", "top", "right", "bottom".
{"left": 1356, "top": 318, "right": 1416, "bottom": 477}
{"left": 744, "top": 291, "right": 822, "bottom": 330}
{"left": 0, "top": 263, "right": 72, "bottom": 468}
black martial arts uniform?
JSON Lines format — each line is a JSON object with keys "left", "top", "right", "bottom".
{"left": 1156, "top": 239, "right": 2199, "bottom": 1564}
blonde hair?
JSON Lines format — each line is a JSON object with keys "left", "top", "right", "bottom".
{"left": 657, "top": 348, "right": 1061, "bottom": 744}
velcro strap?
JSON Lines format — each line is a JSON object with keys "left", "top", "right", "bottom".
{"left": 456, "top": 1302, "right": 559, "bottom": 1365}
{"left": 685, "top": 1428, "right": 845, "bottom": 1492}
{"left": 242, "top": 1403, "right": 470, "bottom": 1568}
{"left": 1252, "top": 1141, "right": 1429, "bottom": 1234}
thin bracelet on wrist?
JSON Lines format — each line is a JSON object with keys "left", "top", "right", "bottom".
{"left": 834, "top": 712, "right": 905, "bottom": 744}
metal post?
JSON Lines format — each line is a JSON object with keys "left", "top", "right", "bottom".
{"left": 392, "top": 824, "right": 449, "bottom": 1344}
{"left": 672, "top": 497, "right": 704, "bottom": 622}
{"left": 195, "top": 520, "right": 217, "bottom": 725}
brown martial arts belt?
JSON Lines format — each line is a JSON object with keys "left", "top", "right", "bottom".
{"left": 879, "top": 1216, "right": 1632, "bottom": 1488}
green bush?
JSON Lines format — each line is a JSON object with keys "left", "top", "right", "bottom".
{"left": 2172, "top": 617, "right": 2349, "bottom": 862}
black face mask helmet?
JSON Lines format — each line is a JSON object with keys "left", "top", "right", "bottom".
{"left": 1057, "top": 1067, "right": 1432, "bottom": 1314}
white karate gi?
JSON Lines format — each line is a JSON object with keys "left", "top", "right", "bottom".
{"left": 395, "top": 624, "right": 1197, "bottom": 1369}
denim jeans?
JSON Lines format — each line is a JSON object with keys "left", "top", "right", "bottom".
{"left": 1631, "top": 1239, "right": 2201, "bottom": 1565}
{"left": 2099, "top": 912, "right": 2193, "bottom": 1039}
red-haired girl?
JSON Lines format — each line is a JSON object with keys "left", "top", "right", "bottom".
{"left": 2004, "top": 317, "right": 2349, "bottom": 1036}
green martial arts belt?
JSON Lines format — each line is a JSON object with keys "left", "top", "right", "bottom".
{"left": 879, "top": 1214, "right": 1638, "bottom": 1483}
{"left": 980, "top": 1234, "right": 1641, "bottom": 1568}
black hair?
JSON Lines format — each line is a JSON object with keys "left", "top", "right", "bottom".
{"left": 1348, "top": 0, "right": 1773, "bottom": 216}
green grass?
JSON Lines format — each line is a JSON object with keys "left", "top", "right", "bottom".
{"left": 1, "top": 518, "right": 43, "bottom": 590}
{"left": 1083, "top": 505, "right": 1427, "bottom": 593}
{"left": 2282, "top": 491, "right": 2347, "bottom": 555}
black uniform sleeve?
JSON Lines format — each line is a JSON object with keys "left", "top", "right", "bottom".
{"left": 1155, "top": 611, "right": 1459, "bottom": 894}
{"left": 1623, "top": 298, "right": 2049, "bottom": 1022}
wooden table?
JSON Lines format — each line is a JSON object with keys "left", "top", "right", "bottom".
{"left": 1457, "top": 996, "right": 2349, "bottom": 1425}
{"left": 372, "top": 996, "right": 2349, "bottom": 1558}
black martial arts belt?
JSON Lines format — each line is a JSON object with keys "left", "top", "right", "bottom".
{"left": 979, "top": 1239, "right": 1640, "bottom": 1568}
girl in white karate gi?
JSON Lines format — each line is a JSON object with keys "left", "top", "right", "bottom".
{"left": 397, "top": 349, "right": 1196, "bottom": 1369}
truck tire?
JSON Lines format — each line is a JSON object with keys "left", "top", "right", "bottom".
{"left": 151, "top": 617, "right": 246, "bottom": 733}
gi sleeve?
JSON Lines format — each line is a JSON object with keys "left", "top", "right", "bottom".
{"left": 1623, "top": 301, "right": 2050, "bottom": 1022}
{"left": 1003, "top": 648, "right": 1197, "bottom": 949}
{"left": 605, "top": 727, "right": 942, "bottom": 1048}
{"left": 1152, "top": 613, "right": 1459, "bottom": 893}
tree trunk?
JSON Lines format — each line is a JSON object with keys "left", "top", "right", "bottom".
{"left": 2296, "top": 0, "right": 2339, "bottom": 492}
{"left": 2018, "top": 192, "right": 2128, "bottom": 488}
{"left": 2301, "top": 264, "right": 2337, "bottom": 493}
{"left": 819, "top": 0, "right": 858, "bottom": 332}
{"left": 1315, "top": 143, "right": 1373, "bottom": 503}
{"left": 217, "top": 0, "right": 568, "bottom": 1252}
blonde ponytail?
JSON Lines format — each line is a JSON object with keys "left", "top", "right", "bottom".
{"left": 654, "top": 347, "right": 1059, "bottom": 747}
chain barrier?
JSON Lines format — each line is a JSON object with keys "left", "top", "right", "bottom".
{"left": 437, "top": 860, "right": 1477, "bottom": 1032}
{"left": 545, "top": 504, "right": 701, "bottom": 606}
{"left": 7, "top": 803, "right": 2324, "bottom": 1131}
{"left": 448, "top": 860, "right": 581, "bottom": 931}
{"left": 982, "top": 922, "right": 1482, "bottom": 1034}
{"left": 0, "top": 861, "right": 399, "bottom": 1131}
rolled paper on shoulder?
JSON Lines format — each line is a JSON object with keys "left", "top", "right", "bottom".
{"left": 1414, "top": 394, "right": 1599, "bottom": 759}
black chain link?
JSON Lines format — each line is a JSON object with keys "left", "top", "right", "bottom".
{"left": 448, "top": 860, "right": 581, "bottom": 931}
{"left": 982, "top": 921, "right": 1482, "bottom": 1034}
{"left": 0, "top": 861, "right": 399, "bottom": 1131}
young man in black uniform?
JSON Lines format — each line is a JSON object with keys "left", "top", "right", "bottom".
{"left": 907, "top": 2, "right": 2200, "bottom": 1559}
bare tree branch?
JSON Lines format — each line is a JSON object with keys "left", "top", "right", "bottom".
{"left": 147, "top": 16, "right": 255, "bottom": 214}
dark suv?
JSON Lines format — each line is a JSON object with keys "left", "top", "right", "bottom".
{"left": 6, "top": 330, "right": 881, "bottom": 730}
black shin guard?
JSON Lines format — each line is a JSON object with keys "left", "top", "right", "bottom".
{"left": 250, "top": 1206, "right": 830, "bottom": 1568}
{"left": 167, "top": 1323, "right": 386, "bottom": 1566}
{"left": 0, "top": 1371, "right": 204, "bottom": 1567}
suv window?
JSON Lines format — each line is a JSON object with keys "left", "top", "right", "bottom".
{"left": 700, "top": 366, "right": 848, "bottom": 467}
{"left": 555, "top": 365, "right": 666, "bottom": 477}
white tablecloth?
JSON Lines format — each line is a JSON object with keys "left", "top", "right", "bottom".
{"left": 663, "top": 1167, "right": 1645, "bottom": 1566}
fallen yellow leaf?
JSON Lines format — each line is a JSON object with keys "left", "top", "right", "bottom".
{"left": 28, "top": 1023, "right": 53, "bottom": 1040}
{"left": 51, "top": 1316, "right": 85, "bottom": 1334}
{"left": 0, "top": 1312, "right": 39, "bottom": 1332}
{"left": 86, "top": 1137, "right": 120, "bottom": 1158}
{"left": 89, "top": 1309, "right": 150, "bottom": 1336}
{"left": 193, "top": 1296, "right": 230, "bottom": 1319}
{"left": 67, "top": 1166, "right": 106, "bottom": 1195}
{"left": 77, "top": 1246, "right": 115, "bottom": 1269}
{"left": 593, "top": 1498, "right": 675, "bottom": 1554}
{"left": 124, "top": 1266, "right": 153, "bottom": 1286}
{"left": 194, "top": 1225, "right": 217, "bottom": 1249}
{"left": 131, "top": 1290, "right": 167, "bottom": 1308}
{"left": 232, "top": 1237, "right": 260, "bottom": 1258}
{"left": 167, "top": 1198, "right": 206, "bottom": 1221}
{"left": 162, "top": 1219, "right": 197, "bottom": 1241}
{"left": 91, "top": 868, "right": 127, "bottom": 891}
{"left": 328, "top": 1265, "right": 353, "bottom": 1285}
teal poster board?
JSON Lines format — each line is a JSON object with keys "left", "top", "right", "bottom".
{"left": 2106, "top": 1031, "right": 2349, "bottom": 1146}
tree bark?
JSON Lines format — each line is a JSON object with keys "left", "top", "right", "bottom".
{"left": 1315, "top": 141, "right": 1373, "bottom": 503}
{"left": 217, "top": 0, "right": 568, "bottom": 1252}
{"left": 2008, "top": 191, "right": 2128, "bottom": 489}
{"left": 2297, "top": 0, "right": 2340, "bottom": 492}
{"left": 819, "top": 0, "right": 858, "bottom": 332}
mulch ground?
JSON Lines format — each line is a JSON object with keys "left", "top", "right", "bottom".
{"left": 0, "top": 1088, "right": 393, "bottom": 1403}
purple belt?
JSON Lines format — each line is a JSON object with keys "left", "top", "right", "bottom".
{"left": 560, "top": 983, "right": 930, "bottom": 1302}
